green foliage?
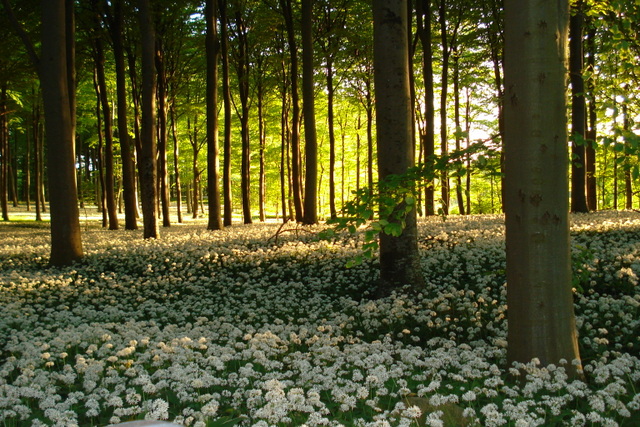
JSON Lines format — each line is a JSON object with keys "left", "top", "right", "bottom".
{"left": 321, "top": 140, "right": 500, "bottom": 265}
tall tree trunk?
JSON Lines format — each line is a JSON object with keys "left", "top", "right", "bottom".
{"left": 156, "top": 40, "right": 171, "bottom": 227}
{"left": 170, "top": 103, "right": 183, "bottom": 224}
{"left": 302, "top": 0, "right": 317, "bottom": 224}
{"left": 33, "top": 97, "right": 42, "bottom": 221}
{"left": 205, "top": 0, "right": 222, "bottom": 230}
{"left": 438, "top": 0, "right": 450, "bottom": 215}
{"left": 138, "top": 0, "right": 159, "bottom": 238}
{"left": 453, "top": 48, "right": 465, "bottom": 215}
{"left": 93, "top": 67, "right": 108, "bottom": 227}
{"left": 569, "top": 1, "right": 588, "bottom": 212}
{"left": 281, "top": 0, "right": 304, "bottom": 222}
{"left": 220, "top": 0, "right": 233, "bottom": 226}
{"left": 234, "top": 11, "right": 252, "bottom": 225}
{"left": 93, "top": 36, "right": 119, "bottom": 230}
{"left": 37, "top": 0, "right": 84, "bottom": 264}
{"left": 416, "top": 0, "right": 435, "bottom": 216}
{"left": 504, "top": 0, "right": 582, "bottom": 375}
{"left": 256, "top": 58, "right": 267, "bottom": 222}
{"left": 623, "top": 102, "right": 632, "bottom": 209}
{"left": 0, "top": 84, "right": 8, "bottom": 220}
{"left": 585, "top": 26, "right": 597, "bottom": 210}
{"left": 110, "top": 0, "right": 138, "bottom": 230}
{"left": 373, "top": 0, "right": 425, "bottom": 296}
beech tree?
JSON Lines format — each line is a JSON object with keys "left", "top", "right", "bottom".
{"left": 373, "top": 0, "right": 424, "bottom": 295}
{"left": 503, "top": 0, "right": 582, "bottom": 374}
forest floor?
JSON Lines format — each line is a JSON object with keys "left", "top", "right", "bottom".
{"left": 1, "top": 209, "right": 640, "bottom": 426}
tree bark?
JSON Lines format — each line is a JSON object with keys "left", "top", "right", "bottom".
{"left": 0, "top": 84, "right": 8, "bottom": 221}
{"left": 205, "top": 0, "right": 222, "bottom": 230}
{"left": 220, "top": 0, "right": 233, "bottom": 226}
{"left": 155, "top": 40, "right": 171, "bottom": 227}
{"left": 280, "top": 0, "right": 304, "bottom": 222}
{"left": 137, "top": 0, "right": 159, "bottom": 239}
{"left": 110, "top": 0, "right": 138, "bottom": 230}
{"left": 585, "top": 27, "right": 597, "bottom": 211}
{"left": 302, "top": 0, "right": 318, "bottom": 224}
{"left": 40, "top": 0, "right": 84, "bottom": 264}
{"left": 93, "top": 34, "right": 119, "bottom": 230}
{"left": 569, "top": 1, "right": 588, "bottom": 212}
{"left": 373, "top": 0, "right": 425, "bottom": 295}
{"left": 504, "top": 0, "right": 582, "bottom": 375}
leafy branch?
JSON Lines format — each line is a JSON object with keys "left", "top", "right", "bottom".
{"left": 320, "top": 138, "right": 501, "bottom": 266}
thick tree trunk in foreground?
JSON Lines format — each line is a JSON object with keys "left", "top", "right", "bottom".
{"left": 504, "top": 0, "right": 582, "bottom": 375}
{"left": 40, "top": 0, "right": 83, "bottom": 265}
{"left": 373, "top": 0, "right": 425, "bottom": 296}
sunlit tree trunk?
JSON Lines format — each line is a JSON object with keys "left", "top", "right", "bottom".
{"left": 302, "top": 0, "right": 317, "bottom": 225}
{"left": 504, "top": 0, "right": 582, "bottom": 376}
{"left": 220, "top": 0, "right": 233, "bottom": 227}
{"left": 373, "top": 0, "right": 425, "bottom": 296}
{"left": 170, "top": 104, "right": 183, "bottom": 224}
{"left": 206, "top": 0, "right": 222, "bottom": 230}
{"left": 138, "top": 0, "right": 159, "bottom": 239}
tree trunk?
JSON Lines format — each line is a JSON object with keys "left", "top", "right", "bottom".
{"left": 39, "top": 0, "right": 83, "bottom": 264}
{"left": 234, "top": 11, "right": 253, "bottom": 225}
{"left": 155, "top": 40, "right": 171, "bottom": 227}
{"left": 569, "top": 1, "right": 588, "bottom": 213}
{"left": 281, "top": 0, "right": 304, "bottom": 222}
{"left": 205, "top": 0, "right": 222, "bottom": 230}
{"left": 438, "top": 0, "right": 450, "bottom": 215}
{"left": 416, "top": 0, "right": 435, "bottom": 216}
{"left": 111, "top": 0, "right": 138, "bottom": 230}
{"left": 93, "top": 35, "right": 119, "bottom": 230}
{"left": 137, "top": 0, "right": 159, "bottom": 239}
{"left": 585, "top": 27, "right": 597, "bottom": 211}
{"left": 302, "top": 0, "right": 317, "bottom": 225}
{"left": 0, "top": 84, "right": 8, "bottom": 220}
{"left": 453, "top": 49, "right": 465, "bottom": 215}
{"left": 504, "top": 0, "right": 582, "bottom": 375}
{"left": 220, "top": 0, "right": 233, "bottom": 226}
{"left": 170, "top": 103, "right": 183, "bottom": 224}
{"left": 373, "top": 0, "right": 425, "bottom": 295}
{"left": 256, "top": 58, "right": 267, "bottom": 222}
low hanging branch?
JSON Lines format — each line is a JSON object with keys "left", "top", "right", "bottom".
{"left": 319, "top": 137, "right": 501, "bottom": 266}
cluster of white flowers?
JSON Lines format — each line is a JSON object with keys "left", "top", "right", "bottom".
{"left": 1, "top": 212, "right": 640, "bottom": 425}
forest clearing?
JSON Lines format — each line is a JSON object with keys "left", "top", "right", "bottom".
{"left": 1, "top": 210, "right": 639, "bottom": 426}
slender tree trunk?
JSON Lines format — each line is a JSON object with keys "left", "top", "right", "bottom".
{"left": 0, "top": 84, "right": 8, "bottom": 220}
{"left": 33, "top": 98, "right": 42, "bottom": 221}
{"left": 220, "top": 0, "right": 233, "bottom": 226}
{"left": 93, "top": 36, "right": 119, "bottom": 230}
{"left": 453, "top": 49, "right": 465, "bottom": 215}
{"left": 234, "top": 12, "right": 253, "bottom": 225}
{"left": 623, "top": 102, "right": 632, "bottom": 209}
{"left": 302, "top": 0, "right": 317, "bottom": 224}
{"left": 156, "top": 41, "right": 171, "bottom": 227}
{"left": 281, "top": 0, "right": 304, "bottom": 222}
{"left": 111, "top": 0, "right": 138, "bottom": 229}
{"left": 169, "top": 104, "right": 183, "bottom": 223}
{"left": 504, "top": 0, "right": 582, "bottom": 375}
{"left": 256, "top": 60, "right": 267, "bottom": 222}
{"left": 205, "top": 0, "right": 222, "bottom": 230}
{"left": 373, "top": 0, "right": 425, "bottom": 295}
{"left": 569, "top": 1, "right": 588, "bottom": 212}
{"left": 585, "top": 26, "right": 597, "bottom": 211}
{"left": 438, "top": 0, "right": 450, "bottom": 215}
{"left": 138, "top": 0, "right": 159, "bottom": 238}
{"left": 417, "top": 0, "right": 435, "bottom": 215}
